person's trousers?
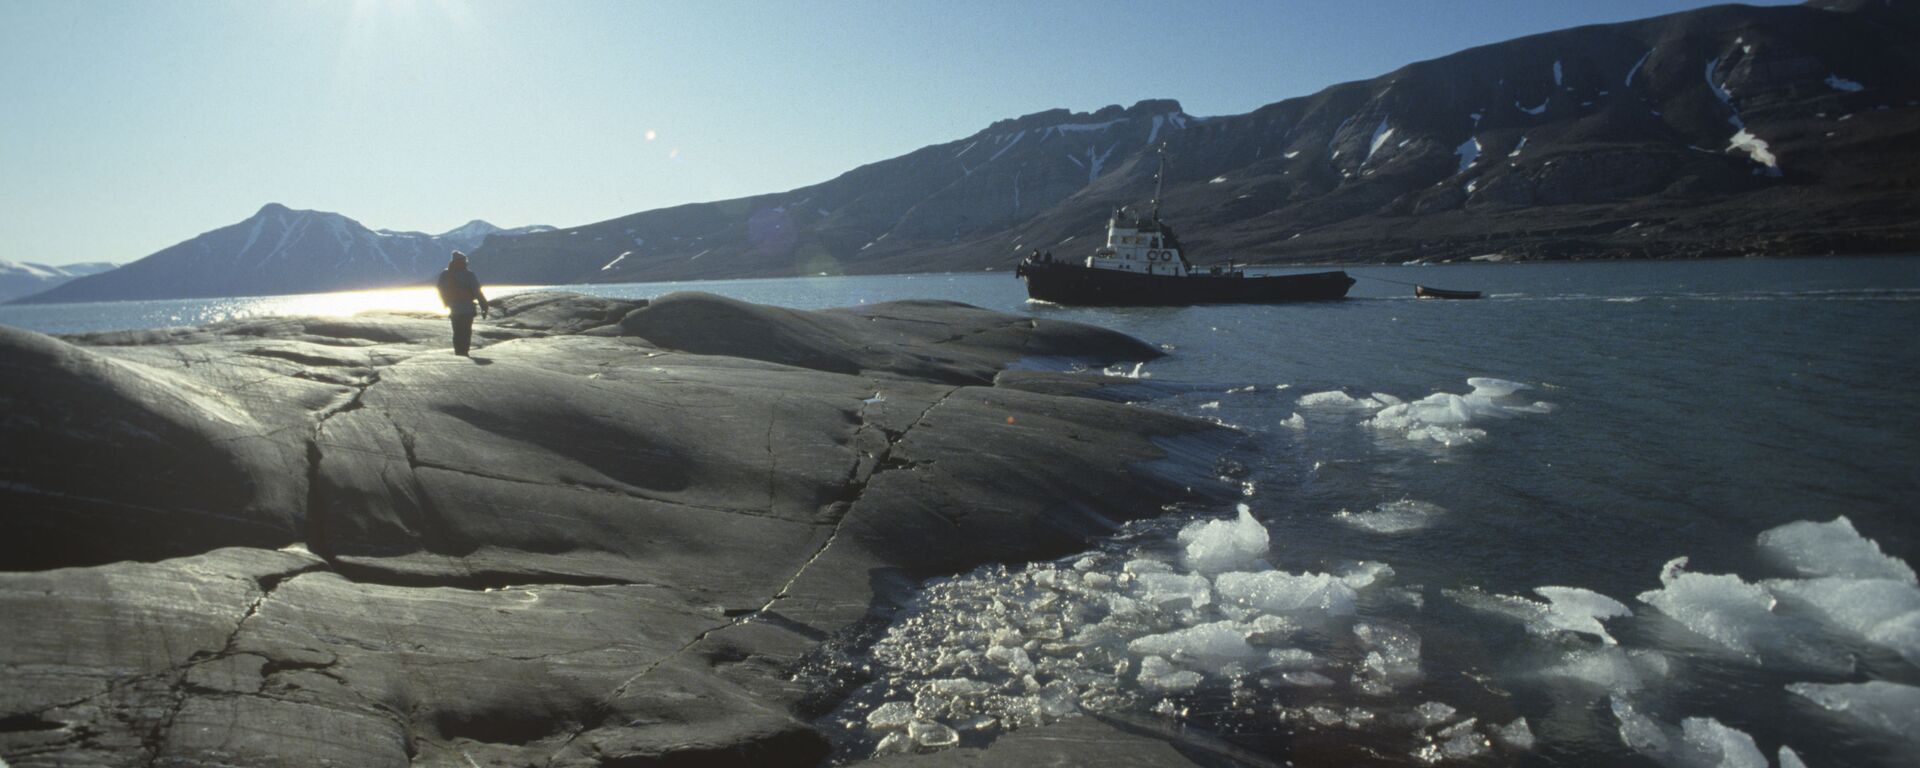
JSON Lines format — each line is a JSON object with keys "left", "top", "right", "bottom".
{"left": 451, "top": 313, "right": 475, "bottom": 355}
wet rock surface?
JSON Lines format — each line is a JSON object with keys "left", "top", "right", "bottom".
{"left": 0, "top": 291, "right": 1234, "bottom": 766}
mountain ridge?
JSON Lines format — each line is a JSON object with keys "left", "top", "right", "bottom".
{"left": 469, "top": 0, "right": 1919, "bottom": 285}
{"left": 14, "top": 205, "right": 550, "bottom": 304}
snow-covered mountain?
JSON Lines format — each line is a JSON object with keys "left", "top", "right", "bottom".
{"left": 427, "top": 220, "right": 558, "bottom": 253}
{"left": 0, "top": 261, "right": 117, "bottom": 302}
{"left": 471, "top": 0, "right": 1920, "bottom": 283}
{"left": 14, "top": 205, "right": 549, "bottom": 304}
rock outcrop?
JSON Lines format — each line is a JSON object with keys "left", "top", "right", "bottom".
{"left": 0, "top": 292, "right": 1236, "bottom": 766}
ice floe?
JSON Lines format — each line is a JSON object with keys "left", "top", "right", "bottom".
{"left": 1333, "top": 498, "right": 1446, "bottom": 533}
{"left": 1297, "top": 390, "right": 1386, "bottom": 409}
{"left": 1612, "top": 700, "right": 1767, "bottom": 768}
{"left": 1365, "top": 378, "right": 1556, "bottom": 446}
{"left": 832, "top": 505, "right": 1468, "bottom": 756}
{"left": 1178, "top": 503, "right": 1269, "bottom": 573}
{"left": 1758, "top": 516, "right": 1915, "bottom": 583}
{"left": 1450, "top": 585, "right": 1631, "bottom": 644}
{"left": 1786, "top": 681, "right": 1920, "bottom": 746}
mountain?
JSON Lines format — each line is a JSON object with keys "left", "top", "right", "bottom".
{"left": 399, "top": 220, "right": 557, "bottom": 254}
{"left": 15, "top": 205, "right": 550, "bottom": 304}
{"left": 472, "top": 0, "right": 1919, "bottom": 284}
{"left": 0, "top": 261, "right": 117, "bottom": 302}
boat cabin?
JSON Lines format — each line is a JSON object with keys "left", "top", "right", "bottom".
{"left": 1087, "top": 210, "right": 1195, "bottom": 277}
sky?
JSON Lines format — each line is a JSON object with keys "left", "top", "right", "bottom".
{"left": 1, "top": 0, "right": 1797, "bottom": 266}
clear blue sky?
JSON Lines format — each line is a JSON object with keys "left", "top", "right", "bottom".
{"left": 1, "top": 0, "right": 1792, "bottom": 266}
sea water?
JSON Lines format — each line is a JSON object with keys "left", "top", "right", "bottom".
{"left": 5, "top": 256, "right": 1919, "bottom": 766}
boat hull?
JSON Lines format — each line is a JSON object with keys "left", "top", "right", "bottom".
{"left": 1018, "top": 263, "right": 1355, "bottom": 306}
{"left": 1414, "top": 285, "right": 1482, "bottom": 300}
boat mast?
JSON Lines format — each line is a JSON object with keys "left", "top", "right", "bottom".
{"left": 1150, "top": 141, "right": 1167, "bottom": 222}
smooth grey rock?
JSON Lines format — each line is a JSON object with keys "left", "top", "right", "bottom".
{"left": 0, "top": 292, "right": 1235, "bottom": 767}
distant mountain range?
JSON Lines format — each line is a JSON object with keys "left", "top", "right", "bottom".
{"left": 14, "top": 205, "right": 551, "bottom": 304}
{"left": 16, "top": 0, "right": 1919, "bottom": 304}
{"left": 0, "top": 261, "right": 117, "bottom": 302}
{"left": 471, "top": 0, "right": 1918, "bottom": 284}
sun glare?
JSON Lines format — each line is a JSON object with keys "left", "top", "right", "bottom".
{"left": 263, "top": 286, "right": 449, "bottom": 317}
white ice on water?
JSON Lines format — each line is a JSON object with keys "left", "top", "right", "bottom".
{"left": 1637, "top": 557, "right": 1782, "bottom": 656}
{"left": 836, "top": 502, "right": 1545, "bottom": 761}
{"left": 1612, "top": 699, "right": 1767, "bottom": 768}
{"left": 1451, "top": 585, "right": 1631, "bottom": 644}
{"left": 1786, "top": 681, "right": 1920, "bottom": 747}
{"left": 1297, "top": 390, "right": 1385, "bottom": 410}
{"left": 1334, "top": 499, "right": 1446, "bottom": 534}
{"left": 1365, "top": 378, "right": 1556, "bottom": 446}
{"left": 1758, "top": 516, "right": 1916, "bottom": 583}
{"left": 1640, "top": 518, "right": 1920, "bottom": 667}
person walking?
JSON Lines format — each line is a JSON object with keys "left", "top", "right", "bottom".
{"left": 436, "top": 251, "right": 489, "bottom": 356}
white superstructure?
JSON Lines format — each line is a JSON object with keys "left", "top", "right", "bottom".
{"left": 1086, "top": 213, "right": 1192, "bottom": 276}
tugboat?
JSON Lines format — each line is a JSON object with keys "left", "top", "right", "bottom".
{"left": 1016, "top": 146, "right": 1355, "bottom": 306}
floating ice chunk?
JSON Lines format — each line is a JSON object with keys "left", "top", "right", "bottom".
{"left": 1777, "top": 746, "right": 1807, "bottom": 768}
{"left": 1127, "top": 621, "right": 1257, "bottom": 669}
{"left": 1678, "top": 717, "right": 1767, "bottom": 768}
{"left": 873, "top": 731, "right": 911, "bottom": 756}
{"left": 1337, "top": 561, "right": 1396, "bottom": 589}
{"left": 1465, "top": 377, "right": 1527, "bottom": 397}
{"left": 1612, "top": 697, "right": 1672, "bottom": 755}
{"left": 1132, "top": 571, "right": 1212, "bottom": 610}
{"left": 1178, "top": 504, "right": 1269, "bottom": 574}
{"left": 1366, "top": 379, "right": 1553, "bottom": 446}
{"left": 1240, "top": 614, "right": 1297, "bottom": 645}
{"left": 1138, "top": 655, "right": 1203, "bottom": 691}
{"left": 1536, "top": 587, "right": 1633, "bottom": 643}
{"left": 1216, "top": 571, "right": 1357, "bottom": 615}
{"left": 1354, "top": 621, "right": 1423, "bottom": 694}
{"left": 1494, "top": 717, "right": 1535, "bottom": 750}
{"left": 1335, "top": 499, "right": 1445, "bottom": 533}
{"left": 1534, "top": 647, "right": 1670, "bottom": 693}
{"left": 1432, "top": 718, "right": 1491, "bottom": 761}
{"left": 985, "top": 645, "right": 1035, "bottom": 675}
{"left": 1414, "top": 701, "right": 1459, "bottom": 726}
{"left": 867, "top": 701, "right": 915, "bottom": 730}
{"left": 1262, "top": 647, "right": 1319, "bottom": 669}
{"left": 1297, "top": 390, "right": 1383, "bottom": 409}
{"left": 1281, "top": 670, "right": 1335, "bottom": 686}
{"left": 1637, "top": 557, "right": 1779, "bottom": 655}
{"left": 1787, "top": 681, "right": 1920, "bottom": 745}
{"left": 909, "top": 719, "right": 960, "bottom": 750}
{"left": 1766, "top": 576, "right": 1920, "bottom": 665}
{"left": 1451, "top": 586, "right": 1630, "bottom": 644}
{"left": 1280, "top": 412, "right": 1306, "bottom": 430}
{"left": 1758, "top": 516, "right": 1915, "bottom": 584}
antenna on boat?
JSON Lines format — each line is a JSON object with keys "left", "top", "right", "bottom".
{"left": 1150, "top": 141, "right": 1168, "bottom": 222}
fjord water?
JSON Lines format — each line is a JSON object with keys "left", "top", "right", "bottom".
{"left": 6, "top": 256, "right": 1918, "bottom": 766}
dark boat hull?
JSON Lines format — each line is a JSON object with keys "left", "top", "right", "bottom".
{"left": 1018, "top": 263, "right": 1355, "bottom": 306}
{"left": 1414, "top": 285, "right": 1482, "bottom": 300}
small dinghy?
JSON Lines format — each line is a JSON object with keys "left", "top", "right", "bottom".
{"left": 1415, "top": 285, "right": 1482, "bottom": 300}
